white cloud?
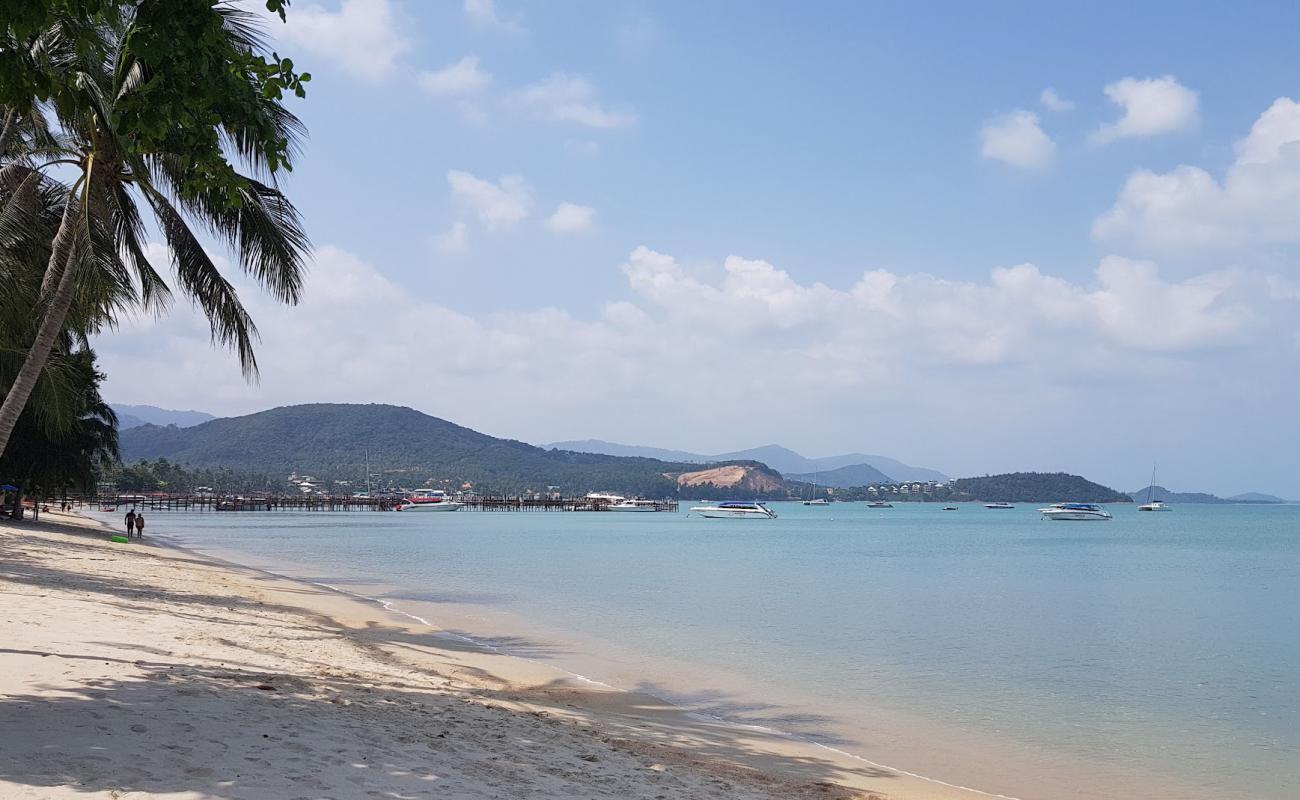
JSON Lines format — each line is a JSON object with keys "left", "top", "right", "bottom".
{"left": 513, "top": 73, "right": 636, "bottom": 129}
{"left": 100, "top": 245, "right": 1290, "bottom": 418}
{"left": 1235, "top": 97, "right": 1300, "bottom": 164}
{"left": 980, "top": 110, "right": 1055, "bottom": 170}
{"left": 1094, "top": 96, "right": 1300, "bottom": 251}
{"left": 544, "top": 203, "right": 596, "bottom": 234}
{"left": 435, "top": 222, "right": 469, "bottom": 254}
{"left": 275, "top": 0, "right": 410, "bottom": 82}
{"left": 1040, "top": 88, "right": 1074, "bottom": 112}
{"left": 418, "top": 56, "right": 492, "bottom": 97}
{"left": 446, "top": 170, "right": 533, "bottom": 228}
{"left": 1090, "top": 75, "right": 1198, "bottom": 145}
{"left": 463, "top": 0, "right": 525, "bottom": 34}
{"left": 95, "top": 244, "right": 1300, "bottom": 494}
{"left": 620, "top": 247, "right": 1258, "bottom": 357}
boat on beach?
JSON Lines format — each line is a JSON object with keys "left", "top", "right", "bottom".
{"left": 1039, "top": 503, "right": 1112, "bottom": 521}
{"left": 690, "top": 501, "right": 778, "bottom": 519}
{"left": 396, "top": 490, "right": 463, "bottom": 512}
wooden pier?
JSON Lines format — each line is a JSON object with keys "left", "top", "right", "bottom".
{"left": 80, "top": 494, "right": 678, "bottom": 513}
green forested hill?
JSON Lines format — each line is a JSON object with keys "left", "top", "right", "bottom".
{"left": 950, "top": 472, "right": 1130, "bottom": 503}
{"left": 118, "top": 403, "right": 720, "bottom": 496}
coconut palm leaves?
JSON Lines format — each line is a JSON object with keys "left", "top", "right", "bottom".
{"left": 0, "top": 1, "right": 311, "bottom": 457}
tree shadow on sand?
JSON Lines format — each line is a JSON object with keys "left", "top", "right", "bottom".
{"left": 0, "top": 662, "right": 885, "bottom": 799}
{"left": 2, "top": 523, "right": 892, "bottom": 798}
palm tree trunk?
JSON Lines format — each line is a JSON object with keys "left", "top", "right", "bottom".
{"left": 0, "top": 209, "right": 82, "bottom": 458}
{"left": 40, "top": 195, "right": 79, "bottom": 296}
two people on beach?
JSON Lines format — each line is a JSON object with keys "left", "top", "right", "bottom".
{"left": 124, "top": 509, "right": 144, "bottom": 538}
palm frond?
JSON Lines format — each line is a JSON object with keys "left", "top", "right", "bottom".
{"left": 145, "top": 154, "right": 308, "bottom": 304}
{"left": 144, "top": 186, "right": 261, "bottom": 378}
{"left": 105, "top": 179, "right": 172, "bottom": 312}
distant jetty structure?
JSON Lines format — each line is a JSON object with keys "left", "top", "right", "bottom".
{"left": 80, "top": 493, "right": 678, "bottom": 513}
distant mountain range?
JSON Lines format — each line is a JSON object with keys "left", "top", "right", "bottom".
{"left": 787, "top": 463, "right": 894, "bottom": 488}
{"left": 112, "top": 404, "right": 216, "bottom": 430}
{"left": 544, "top": 440, "right": 948, "bottom": 483}
{"left": 118, "top": 403, "right": 779, "bottom": 498}
{"left": 1127, "top": 486, "right": 1289, "bottom": 504}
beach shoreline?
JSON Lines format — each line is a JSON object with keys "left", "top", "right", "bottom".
{"left": 0, "top": 510, "right": 1007, "bottom": 800}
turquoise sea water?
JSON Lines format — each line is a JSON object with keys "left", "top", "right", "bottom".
{"left": 104, "top": 503, "right": 1300, "bottom": 799}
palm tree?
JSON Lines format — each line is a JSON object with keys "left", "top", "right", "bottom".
{"left": 0, "top": 2, "right": 309, "bottom": 457}
{"left": 0, "top": 347, "right": 119, "bottom": 518}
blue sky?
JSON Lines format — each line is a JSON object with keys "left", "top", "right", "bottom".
{"left": 98, "top": 0, "right": 1300, "bottom": 497}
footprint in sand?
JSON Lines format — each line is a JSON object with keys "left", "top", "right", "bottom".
{"left": 130, "top": 724, "right": 148, "bottom": 733}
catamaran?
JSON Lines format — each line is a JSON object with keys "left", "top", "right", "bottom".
{"left": 691, "top": 501, "right": 778, "bottom": 519}
{"left": 803, "top": 472, "right": 830, "bottom": 505}
{"left": 1138, "top": 464, "right": 1172, "bottom": 511}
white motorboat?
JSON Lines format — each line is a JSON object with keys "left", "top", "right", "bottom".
{"left": 608, "top": 499, "right": 661, "bottom": 512}
{"left": 691, "top": 501, "right": 778, "bottom": 519}
{"left": 396, "top": 490, "right": 464, "bottom": 512}
{"left": 1039, "top": 503, "right": 1112, "bottom": 521}
{"left": 985, "top": 502, "right": 1015, "bottom": 509}
{"left": 866, "top": 500, "right": 893, "bottom": 508}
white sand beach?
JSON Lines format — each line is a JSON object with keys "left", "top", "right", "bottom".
{"left": 0, "top": 511, "right": 1009, "bottom": 800}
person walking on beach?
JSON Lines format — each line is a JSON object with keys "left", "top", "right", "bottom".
{"left": 124, "top": 509, "right": 136, "bottom": 538}
{"left": 134, "top": 512, "right": 145, "bottom": 538}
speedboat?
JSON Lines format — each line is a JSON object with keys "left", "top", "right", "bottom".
{"left": 1039, "top": 503, "right": 1112, "bottom": 521}
{"left": 866, "top": 501, "right": 893, "bottom": 508}
{"left": 691, "top": 502, "right": 778, "bottom": 519}
{"left": 396, "top": 490, "right": 463, "bottom": 512}
{"left": 803, "top": 498, "right": 831, "bottom": 506}
{"left": 608, "top": 498, "right": 661, "bottom": 512}
{"left": 984, "top": 502, "right": 1015, "bottom": 509}
{"left": 1138, "top": 500, "right": 1171, "bottom": 512}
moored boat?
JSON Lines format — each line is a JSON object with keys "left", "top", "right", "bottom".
{"left": 608, "top": 498, "right": 661, "bottom": 512}
{"left": 1039, "top": 503, "right": 1112, "bottom": 521}
{"left": 866, "top": 501, "right": 893, "bottom": 508}
{"left": 1138, "top": 464, "right": 1172, "bottom": 511}
{"left": 396, "top": 490, "right": 463, "bottom": 512}
{"left": 690, "top": 501, "right": 778, "bottom": 519}
{"left": 985, "top": 501, "right": 1015, "bottom": 509}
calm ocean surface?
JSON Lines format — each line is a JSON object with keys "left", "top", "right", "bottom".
{"left": 104, "top": 503, "right": 1300, "bottom": 799}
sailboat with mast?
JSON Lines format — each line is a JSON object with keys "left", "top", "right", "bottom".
{"left": 803, "top": 471, "right": 830, "bottom": 506}
{"left": 1138, "top": 463, "right": 1172, "bottom": 512}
